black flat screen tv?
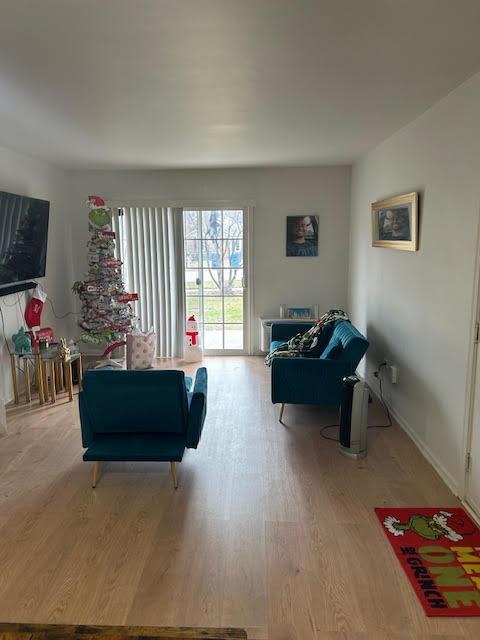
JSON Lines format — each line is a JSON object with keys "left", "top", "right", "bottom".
{"left": 0, "top": 190, "right": 50, "bottom": 288}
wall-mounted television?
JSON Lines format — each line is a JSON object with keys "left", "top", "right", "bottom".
{"left": 0, "top": 190, "right": 50, "bottom": 289}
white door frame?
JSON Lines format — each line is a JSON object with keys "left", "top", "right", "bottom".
{"left": 183, "top": 205, "right": 253, "bottom": 356}
{"left": 107, "top": 198, "right": 255, "bottom": 356}
{"left": 245, "top": 205, "right": 254, "bottom": 355}
{"left": 460, "top": 206, "right": 480, "bottom": 511}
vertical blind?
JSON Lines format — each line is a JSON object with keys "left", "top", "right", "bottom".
{"left": 112, "top": 206, "right": 185, "bottom": 358}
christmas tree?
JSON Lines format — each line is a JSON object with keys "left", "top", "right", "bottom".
{"left": 73, "top": 196, "right": 137, "bottom": 348}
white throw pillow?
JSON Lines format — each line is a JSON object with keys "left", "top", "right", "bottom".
{"left": 127, "top": 331, "right": 156, "bottom": 370}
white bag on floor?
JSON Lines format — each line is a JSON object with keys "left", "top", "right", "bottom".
{"left": 126, "top": 330, "right": 156, "bottom": 369}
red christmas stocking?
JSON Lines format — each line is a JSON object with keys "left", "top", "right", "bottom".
{"left": 25, "top": 286, "right": 47, "bottom": 329}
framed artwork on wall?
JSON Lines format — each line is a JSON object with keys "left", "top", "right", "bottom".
{"left": 286, "top": 215, "right": 319, "bottom": 256}
{"left": 371, "top": 192, "right": 418, "bottom": 251}
{"left": 280, "top": 305, "right": 319, "bottom": 319}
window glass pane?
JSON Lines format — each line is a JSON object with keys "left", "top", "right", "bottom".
{"left": 202, "top": 267, "right": 223, "bottom": 296}
{"left": 184, "top": 239, "right": 200, "bottom": 268}
{"left": 224, "top": 297, "right": 243, "bottom": 324}
{"left": 224, "top": 324, "right": 243, "bottom": 350}
{"left": 223, "top": 239, "right": 243, "bottom": 268}
{"left": 204, "top": 323, "right": 223, "bottom": 350}
{"left": 186, "top": 296, "right": 201, "bottom": 321}
{"left": 223, "top": 268, "right": 242, "bottom": 296}
{"left": 202, "top": 210, "right": 222, "bottom": 239}
{"left": 223, "top": 210, "right": 243, "bottom": 238}
{"left": 184, "top": 210, "right": 199, "bottom": 239}
{"left": 185, "top": 269, "right": 201, "bottom": 295}
{"left": 204, "top": 297, "right": 223, "bottom": 324}
{"left": 202, "top": 239, "right": 222, "bottom": 269}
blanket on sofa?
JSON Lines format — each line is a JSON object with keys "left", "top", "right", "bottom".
{"left": 264, "top": 309, "right": 349, "bottom": 367}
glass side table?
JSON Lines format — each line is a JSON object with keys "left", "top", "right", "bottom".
{"left": 10, "top": 348, "right": 83, "bottom": 405}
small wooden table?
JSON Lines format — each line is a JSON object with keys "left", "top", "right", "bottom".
{"left": 10, "top": 350, "right": 83, "bottom": 406}
{"left": 0, "top": 623, "right": 247, "bottom": 639}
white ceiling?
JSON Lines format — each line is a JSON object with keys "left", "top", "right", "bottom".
{"left": 1, "top": 0, "right": 480, "bottom": 169}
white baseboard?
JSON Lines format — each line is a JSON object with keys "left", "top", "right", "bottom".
{"left": 366, "top": 374, "right": 460, "bottom": 497}
{"left": 462, "top": 498, "right": 480, "bottom": 527}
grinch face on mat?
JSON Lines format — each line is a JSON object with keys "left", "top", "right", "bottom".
{"left": 383, "top": 511, "right": 463, "bottom": 542}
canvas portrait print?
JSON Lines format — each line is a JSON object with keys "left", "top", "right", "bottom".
{"left": 371, "top": 192, "right": 418, "bottom": 251}
{"left": 286, "top": 215, "right": 319, "bottom": 257}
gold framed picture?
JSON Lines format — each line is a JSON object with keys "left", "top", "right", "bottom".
{"left": 371, "top": 192, "right": 418, "bottom": 251}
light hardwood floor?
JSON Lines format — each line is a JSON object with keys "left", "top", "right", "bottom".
{"left": 0, "top": 356, "right": 479, "bottom": 640}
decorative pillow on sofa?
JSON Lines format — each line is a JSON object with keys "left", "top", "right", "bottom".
{"left": 320, "top": 337, "right": 343, "bottom": 360}
{"left": 126, "top": 330, "right": 156, "bottom": 370}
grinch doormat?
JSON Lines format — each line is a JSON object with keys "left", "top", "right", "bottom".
{"left": 375, "top": 507, "right": 480, "bottom": 616}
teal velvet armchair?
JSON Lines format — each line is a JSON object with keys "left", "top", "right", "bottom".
{"left": 78, "top": 367, "right": 207, "bottom": 488}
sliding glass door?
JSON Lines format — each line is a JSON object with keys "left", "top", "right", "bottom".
{"left": 183, "top": 209, "right": 248, "bottom": 354}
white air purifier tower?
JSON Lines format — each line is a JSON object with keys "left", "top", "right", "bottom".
{"left": 339, "top": 375, "right": 369, "bottom": 459}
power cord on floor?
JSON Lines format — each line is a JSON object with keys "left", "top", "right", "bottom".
{"left": 369, "top": 363, "right": 392, "bottom": 429}
{"left": 320, "top": 423, "right": 340, "bottom": 441}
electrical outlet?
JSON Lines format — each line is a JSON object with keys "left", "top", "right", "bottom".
{"left": 390, "top": 365, "right": 398, "bottom": 384}
{"left": 378, "top": 358, "right": 388, "bottom": 371}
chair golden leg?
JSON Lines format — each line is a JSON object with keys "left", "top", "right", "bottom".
{"left": 170, "top": 461, "right": 178, "bottom": 489}
{"left": 92, "top": 461, "right": 101, "bottom": 488}
{"left": 279, "top": 403, "right": 285, "bottom": 423}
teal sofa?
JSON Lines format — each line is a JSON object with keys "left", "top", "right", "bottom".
{"left": 78, "top": 367, "right": 207, "bottom": 488}
{"left": 269, "top": 320, "right": 368, "bottom": 419}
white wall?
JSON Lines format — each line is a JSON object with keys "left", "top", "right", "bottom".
{"left": 0, "top": 146, "right": 72, "bottom": 403}
{"left": 68, "top": 166, "right": 351, "bottom": 352}
{"left": 348, "top": 72, "right": 480, "bottom": 492}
